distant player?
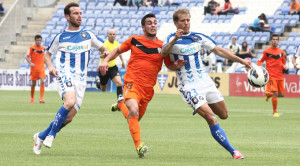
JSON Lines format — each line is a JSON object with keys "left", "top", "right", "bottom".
{"left": 161, "top": 8, "right": 251, "bottom": 159}
{"left": 99, "top": 13, "right": 182, "bottom": 158}
{"left": 96, "top": 29, "right": 125, "bottom": 102}
{"left": 26, "top": 35, "right": 46, "bottom": 103}
{"left": 32, "top": 3, "right": 109, "bottom": 155}
{"left": 257, "top": 34, "right": 287, "bottom": 117}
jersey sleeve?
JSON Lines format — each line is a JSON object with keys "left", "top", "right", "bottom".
{"left": 257, "top": 50, "right": 267, "bottom": 66}
{"left": 47, "top": 34, "right": 60, "bottom": 55}
{"left": 27, "top": 47, "right": 32, "bottom": 57}
{"left": 90, "top": 32, "right": 104, "bottom": 49}
{"left": 201, "top": 35, "right": 216, "bottom": 51}
{"left": 163, "top": 54, "right": 172, "bottom": 66}
{"left": 162, "top": 33, "right": 175, "bottom": 47}
{"left": 120, "top": 36, "right": 133, "bottom": 53}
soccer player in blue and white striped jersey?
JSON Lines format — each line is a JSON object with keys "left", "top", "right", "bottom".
{"left": 161, "top": 8, "right": 251, "bottom": 159}
{"left": 33, "top": 3, "right": 109, "bottom": 155}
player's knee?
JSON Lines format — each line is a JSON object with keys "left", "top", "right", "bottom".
{"left": 219, "top": 113, "right": 228, "bottom": 119}
{"left": 206, "top": 116, "right": 218, "bottom": 125}
{"left": 64, "top": 100, "right": 76, "bottom": 110}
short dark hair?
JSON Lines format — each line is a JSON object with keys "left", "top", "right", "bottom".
{"left": 64, "top": 2, "right": 79, "bottom": 16}
{"left": 35, "top": 35, "right": 42, "bottom": 40}
{"left": 271, "top": 34, "right": 279, "bottom": 39}
{"left": 141, "top": 13, "right": 156, "bottom": 26}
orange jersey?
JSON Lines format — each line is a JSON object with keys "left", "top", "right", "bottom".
{"left": 120, "top": 35, "right": 164, "bottom": 88}
{"left": 257, "top": 47, "right": 285, "bottom": 80}
{"left": 27, "top": 45, "right": 46, "bottom": 71}
{"left": 290, "top": 1, "right": 300, "bottom": 12}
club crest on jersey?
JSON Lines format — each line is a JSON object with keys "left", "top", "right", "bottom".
{"left": 192, "top": 36, "right": 199, "bottom": 42}
{"left": 80, "top": 32, "right": 88, "bottom": 39}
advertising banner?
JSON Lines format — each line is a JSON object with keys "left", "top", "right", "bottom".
{"left": 230, "top": 73, "right": 300, "bottom": 97}
{"left": 154, "top": 72, "right": 230, "bottom": 96}
{"left": 0, "top": 69, "right": 125, "bottom": 92}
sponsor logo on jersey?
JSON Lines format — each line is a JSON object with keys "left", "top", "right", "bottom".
{"left": 66, "top": 45, "right": 88, "bottom": 51}
{"left": 179, "top": 46, "right": 199, "bottom": 54}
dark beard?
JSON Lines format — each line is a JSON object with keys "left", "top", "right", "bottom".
{"left": 70, "top": 21, "right": 80, "bottom": 28}
{"left": 146, "top": 32, "right": 156, "bottom": 37}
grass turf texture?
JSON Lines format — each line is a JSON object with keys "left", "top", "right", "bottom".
{"left": 0, "top": 91, "right": 299, "bottom": 166}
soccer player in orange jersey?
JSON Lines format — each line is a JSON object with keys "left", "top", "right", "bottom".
{"left": 26, "top": 35, "right": 46, "bottom": 103}
{"left": 257, "top": 34, "right": 287, "bottom": 117}
{"left": 99, "top": 13, "right": 185, "bottom": 158}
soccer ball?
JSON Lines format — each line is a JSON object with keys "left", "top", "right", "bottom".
{"left": 247, "top": 66, "right": 269, "bottom": 88}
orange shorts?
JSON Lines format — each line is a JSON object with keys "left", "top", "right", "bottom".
{"left": 266, "top": 79, "right": 285, "bottom": 94}
{"left": 30, "top": 69, "right": 46, "bottom": 81}
{"left": 123, "top": 82, "right": 154, "bottom": 117}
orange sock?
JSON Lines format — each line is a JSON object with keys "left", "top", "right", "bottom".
{"left": 31, "top": 87, "right": 35, "bottom": 98}
{"left": 272, "top": 97, "right": 278, "bottom": 113}
{"left": 118, "top": 101, "right": 129, "bottom": 119}
{"left": 128, "top": 116, "right": 141, "bottom": 149}
{"left": 40, "top": 84, "right": 44, "bottom": 99}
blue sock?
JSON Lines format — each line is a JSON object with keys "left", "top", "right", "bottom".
{"left": 38, "top": 121, "right": 67, "bottom": 140}
{"left": 48, "top": 106, "right": 69, "bottom": 138}
{"left": 38, "top": 121, "right": 54, "bottom": 140}
{"left": 209, "top": 123, "right": 236, "bottom": 155}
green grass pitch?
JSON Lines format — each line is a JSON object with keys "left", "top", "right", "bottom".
{"left": 0, "top": 91, "right": 299, "bottom": 165}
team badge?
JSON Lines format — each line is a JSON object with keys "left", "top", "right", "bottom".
{"left": 80, "top": 32, "right": 88, "bottom": 39}
{"left": 192, "top": 36, "right": 199, "bottom": 42}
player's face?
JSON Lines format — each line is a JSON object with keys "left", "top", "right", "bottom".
{"left": 142, "top": 17, "right": 157, "bottom": 37}
{"left": 67, "top": 7, "right": 82, "bottom": 27}
{"left": 271, "top": 36, "right": 279, "bottom": 47}
{"left": 35, "top": 38, "right": 42, "bottom": 46}
{"left": 107, "top": 30, "right": 116, "bottom": 42}
{"left": 174, "top": 13, "right": 190, "bottom": 34}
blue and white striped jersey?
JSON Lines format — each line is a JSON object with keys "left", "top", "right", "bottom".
{"left": 163, "top": 32, "right": 216, "bottom": 85}
{"left": 47, "top": 29, "right": 103, "bottom": 82}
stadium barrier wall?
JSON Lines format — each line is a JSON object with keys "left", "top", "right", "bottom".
{"left": 153, "top": 72, "right": 230, "bottom": 96}
{"left": 1, "top": 69, "right": 299, "bottom": 98}
{"left": 230, "top": 73, "right": 300, "bottom": 98}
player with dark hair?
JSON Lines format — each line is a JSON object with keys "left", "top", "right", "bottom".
{"left": 32, "top": 2, "right": 109, "bottom": 155}
{"left": 99, "top": 13, "right": 185, "bottom": 158}
{"left": 161, "top": 8, "right": 250, "bottom": 159}
{"left": 257, "top": 34, "right": 286, "bottom": 118}
{"left": 26, "top": 35, "right": 46, "bottom": 103}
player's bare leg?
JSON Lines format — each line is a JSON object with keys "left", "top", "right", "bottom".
{"left": 209, "top": 101, "right": 228, "bottom": 120}
{"left": 272, "top": 91, "right": 279, "bottom": 117}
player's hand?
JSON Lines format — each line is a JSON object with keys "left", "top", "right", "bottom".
{"left": 48, "top": 67, "right": 57, "bottom": 77}
{"left": 243, "top": 59, "right": 252, "bottom": 71}
{"left": 175, "top": 29, "right": 184, "bottom": 40}
{"left": 30, "top": 63, "right": 35, "bottom": 67}
{"left": 99, "top": 61, "right": 109, "bottom": 76}
{"left": 283, "top": 65, "right": 288, "bottom": 70}
{"left": 174, "top": 59, "right": 187, "bottom": 69}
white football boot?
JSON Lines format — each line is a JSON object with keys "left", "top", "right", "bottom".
{"left": 43, "top": 135, "right": 54, "bottom": 148}
{"left": 33, "top": 133, "right": 43, "bottom": 155}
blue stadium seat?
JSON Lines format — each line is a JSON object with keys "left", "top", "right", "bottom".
{"left": 202, "top": 16, "right": 211, "bottom": 23}
{"left": 224, "top": 15, "right": 233, "bottom": 23}
{"left": 289, "top": 68, "right": 297, "bottom": 74}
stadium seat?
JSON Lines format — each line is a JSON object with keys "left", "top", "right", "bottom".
{"left": 288, "top": 68, "right": 297, "bottom": 74}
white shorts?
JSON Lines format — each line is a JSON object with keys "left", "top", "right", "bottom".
{"left": 179, "top": 74, "right": 224, "bottom": 114}
{"left": 56, "top": 73, "right": 86, "bottom": 111}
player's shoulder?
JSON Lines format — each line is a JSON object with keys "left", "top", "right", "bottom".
{"left": 191, "top": 32, "right": 215, "bottom": 43}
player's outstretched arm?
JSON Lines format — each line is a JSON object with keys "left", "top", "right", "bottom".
{"left": 44, "top": 51, "right": 57, "bottom": 77}
{"left": 212, "top": 46, "right": 251, "bottom": 69}
{"left": 161, "top": 29, "right": 183, "bottom": 57}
